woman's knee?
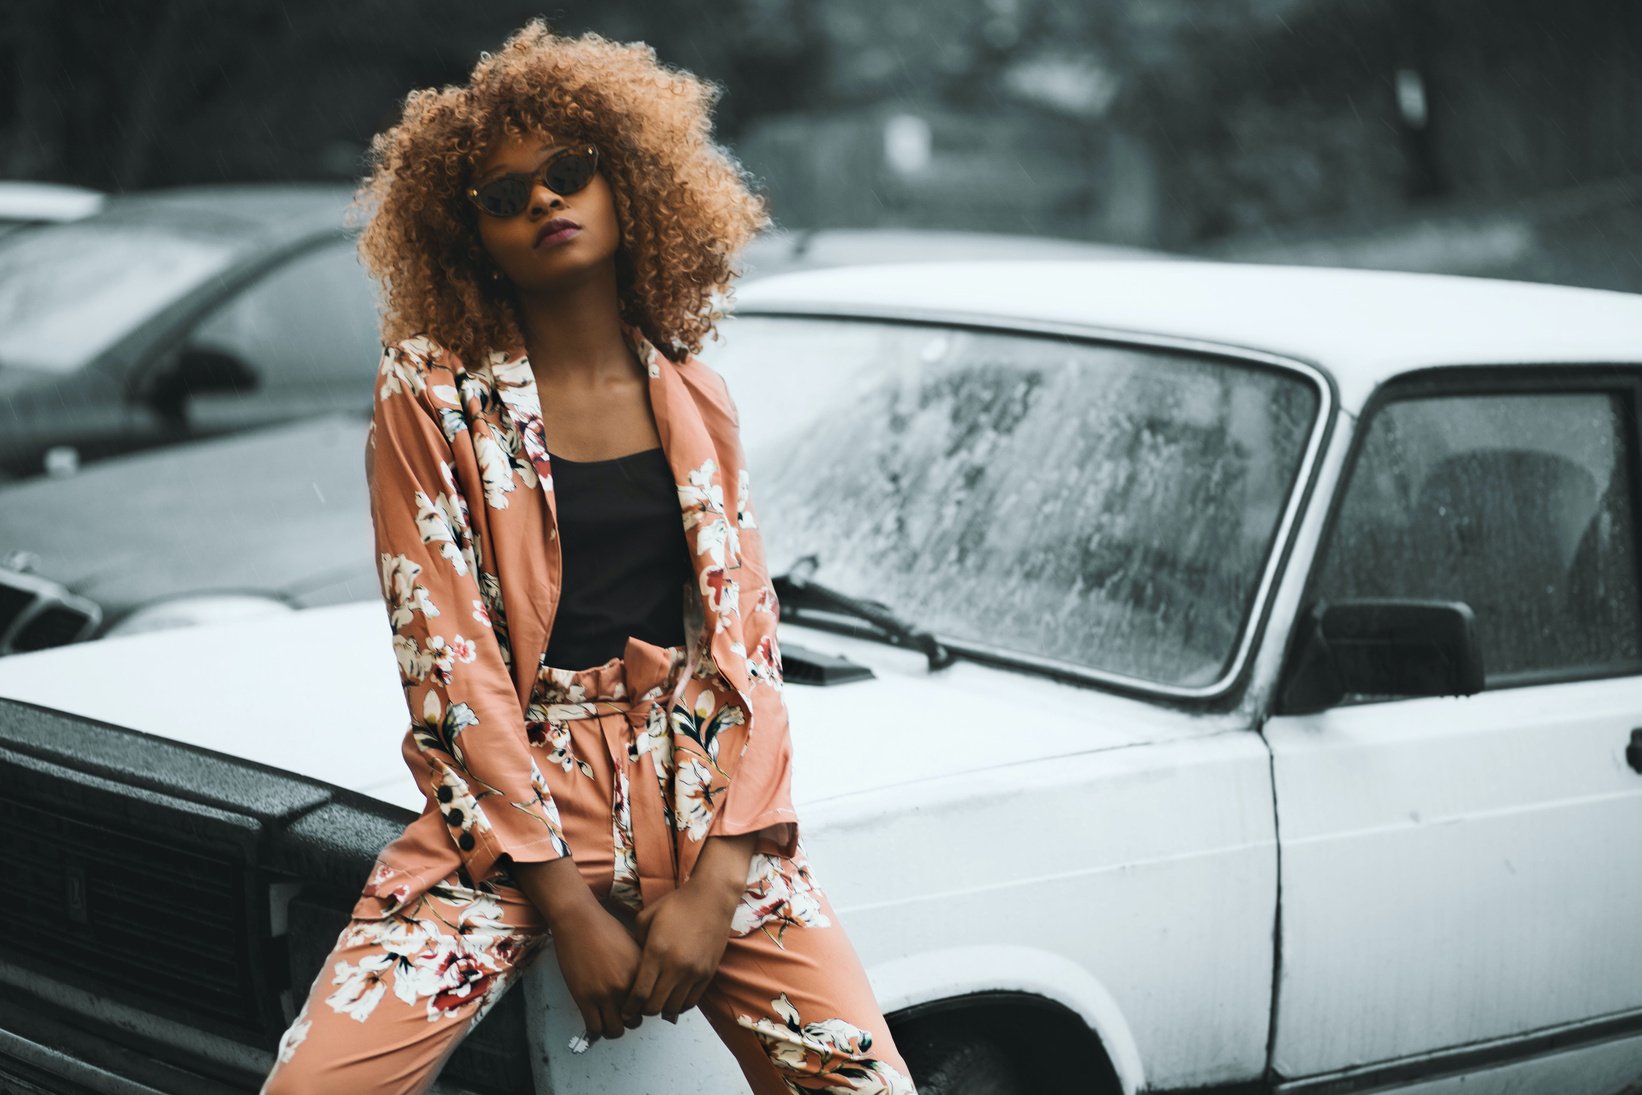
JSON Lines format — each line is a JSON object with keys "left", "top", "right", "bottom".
{"left": 259, "top": 1048, "right": 320, "bottom": 1095}
{"left": 260, "top": 1028, "right": 440, "bottom": 1095}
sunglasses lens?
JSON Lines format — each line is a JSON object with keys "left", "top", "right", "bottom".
{"left": 544, "top": 151, "right": 596, "bottom": 195}
{"left": 476, "top": 176, "right": 529, "bottom": 217}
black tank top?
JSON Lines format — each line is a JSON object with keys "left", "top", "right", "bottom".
{"left": 539, "top": 446, "right": 693, "bottom": 672}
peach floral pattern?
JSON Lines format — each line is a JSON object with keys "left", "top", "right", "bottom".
{"left": 736, "top": 992, "right": 917, "bottom": 1093}
{"left": 322, "top": 886, "right": 542, "bottom": 1028}
{"left": 733, "top": 848, "right": 831, "bottom": 944}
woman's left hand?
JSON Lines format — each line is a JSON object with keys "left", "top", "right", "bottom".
{"left": 620, "top": 832, "right": 757, "bottom": 1024}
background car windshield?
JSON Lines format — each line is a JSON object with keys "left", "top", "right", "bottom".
{"left": 701, "top": 315, "right": 1319, "bottom": 689}
{"left": 0, "top": 221, "right": 239, "bottom": 373}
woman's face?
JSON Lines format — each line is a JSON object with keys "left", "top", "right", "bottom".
{"left": 470, "top": 130, "right": 622, "bottom": 295}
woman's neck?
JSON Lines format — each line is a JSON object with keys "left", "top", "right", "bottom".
{"left": 514, "top": 270, "right": 637, "bottom": 388}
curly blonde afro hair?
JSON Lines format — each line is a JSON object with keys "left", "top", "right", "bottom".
{"left": 347, "top": 18, "right": 772, "bottom": 369}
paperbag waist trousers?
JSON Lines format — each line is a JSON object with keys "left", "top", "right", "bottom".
{"left": 261, "top": 636, "right": 917, "bottom": 1095}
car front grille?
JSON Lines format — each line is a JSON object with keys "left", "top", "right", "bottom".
{"left": 0, "top": 698, "right": 537, "bottom": 1093}
{"left": 0, "top": 735, "right": 284, "bottom": 1045}
{"left": 4, "top": 799, "right": 258, "bottom": 1027}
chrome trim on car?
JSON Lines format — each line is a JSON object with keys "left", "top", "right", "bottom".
{"left": 728, "top": 303, "right": 1338, "bottom": 704}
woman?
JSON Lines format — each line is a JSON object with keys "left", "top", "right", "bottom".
{"left": 260, "top": 19, "right": 918, "bottom": 1095}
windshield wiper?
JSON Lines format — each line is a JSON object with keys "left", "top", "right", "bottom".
{"left": 771, "top": 553, "right": 957, "bottom": 671}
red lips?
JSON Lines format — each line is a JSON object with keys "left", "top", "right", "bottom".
{"left": 535, "top": 218, "right": 581, "bottom": 247}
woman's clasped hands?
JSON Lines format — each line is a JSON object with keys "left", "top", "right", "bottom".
{"left": 514, "top": 833, "right": 758, "bottom": 1046}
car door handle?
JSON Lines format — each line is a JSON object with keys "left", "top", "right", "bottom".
{"left": 1628, "top": 728, "right": 1642, "bottom": 775}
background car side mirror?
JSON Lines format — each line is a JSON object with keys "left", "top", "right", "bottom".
{"left": 1276, "top": 598, "right": 1485, "bottom": 715}
{"left": 145, "top": 347, "right": 259, "bottom": 426}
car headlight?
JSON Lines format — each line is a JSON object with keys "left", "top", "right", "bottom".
{"left": 0, "top": 564, "right": 102, "bottom": 654}
{"left": 105, "top": 594, "right": 296, "bottom": 637}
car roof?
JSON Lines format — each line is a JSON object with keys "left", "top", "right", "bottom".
{"left": 739, "top": 227, "right": 1161, "bottom": 279}
{"left": 0, "top": 180, "right": 107, "bottom": 221}
{"left": 74, "top": 182, "right": 358, "bottom": 248}
{"left": 730, "top": 259, "right": 1642, "bottom": 410}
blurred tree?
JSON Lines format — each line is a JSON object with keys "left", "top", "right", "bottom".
{"left": 4, "top": 0, "right": 1636, "bottom": 295}
{"left": 0, "top": 0, "right": 828, "bottom": 189}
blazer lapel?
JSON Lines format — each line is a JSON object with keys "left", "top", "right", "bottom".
{"left": 642, "top": 329, "right": 753, "bottom": 699}
{"left": 480, "top": 345, "right": 561, "bottom": 712}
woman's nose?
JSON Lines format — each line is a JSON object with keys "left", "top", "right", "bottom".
{"left": 529, "top": 183, "right": 567, "bottom": 214}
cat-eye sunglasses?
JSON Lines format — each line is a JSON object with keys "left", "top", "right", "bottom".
{"left": 466, "top": 143, "right": 600, "bottom": 218}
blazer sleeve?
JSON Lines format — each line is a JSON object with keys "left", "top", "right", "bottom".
{"left": 367, "top": 339, "right": 571, "bottom": 882}
{"left": 706, "top": 378, "right": 802, "bottom": 860}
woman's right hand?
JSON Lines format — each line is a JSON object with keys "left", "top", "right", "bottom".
{"left": 513, "top": 857, "right": 643, "bottom": 1040}
{"left": 552, "top": 899, "right": 645, "bottom": 1040}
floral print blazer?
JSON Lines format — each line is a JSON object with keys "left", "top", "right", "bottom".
{"left": 357, "top": 321, "right": 798, "bottom": 916}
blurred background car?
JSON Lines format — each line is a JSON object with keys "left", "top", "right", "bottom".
{"left": 0, "top": 412, "right": 372, "bottom": 653}
{"left": 0, "top": 183, "right": 380, "bottom": 482}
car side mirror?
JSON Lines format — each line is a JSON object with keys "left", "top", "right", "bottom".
{"left": 176, "top": 346, "right": 259, "bottom": 394}
{"left": 1276, "top": 598, "right": 1485, "bottom": 715}
{"left": 146, "top": 347, "right": 259, "bottom": 425}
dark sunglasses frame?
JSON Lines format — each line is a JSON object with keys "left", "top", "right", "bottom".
{"left": 465, "top": 143, "right": 600, "bottom": 218}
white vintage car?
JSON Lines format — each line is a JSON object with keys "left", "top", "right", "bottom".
{"left": 2, "top": 259, "right": 1641, "bottom": 1095}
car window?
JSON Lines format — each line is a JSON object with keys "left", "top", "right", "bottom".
{"left": 0, "top": 221, "right": 239, "bottom": 373}
{"left": 1313, "top": 387, "right": 1642, "bottom": 688}
{"left": 699, "top": 315, "right": 1320, "bottom": 689}
{"left": 183, "top": 237, "right": 382, "bottom": 407}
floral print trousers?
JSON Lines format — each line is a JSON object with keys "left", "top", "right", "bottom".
{"left": 262, "top": 637, "right": 917, "bottom": 1095}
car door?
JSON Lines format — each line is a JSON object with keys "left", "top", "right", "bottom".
{"left": 1262, "top": 369, "right": 1642, "bottom": 1092}
{"left": 136, "top": 237, "right": 382, "bottom": 442}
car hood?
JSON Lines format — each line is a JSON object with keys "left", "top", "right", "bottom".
{"left": 0, "top": 600, "right": 1235, "bottom": 812}
{"left": 0, "top": 414, "right": 377, "bottom": 617}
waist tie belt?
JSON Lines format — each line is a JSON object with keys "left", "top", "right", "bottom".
{"left": 538, "top": 638, "right": 685, "bottom": 909}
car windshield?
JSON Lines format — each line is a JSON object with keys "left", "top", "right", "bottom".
{"left": 700, "top": 314, "right": 1321, "bottom": 689}
{"left": 0, "top": 220, "right": 240, "bottom": 373}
